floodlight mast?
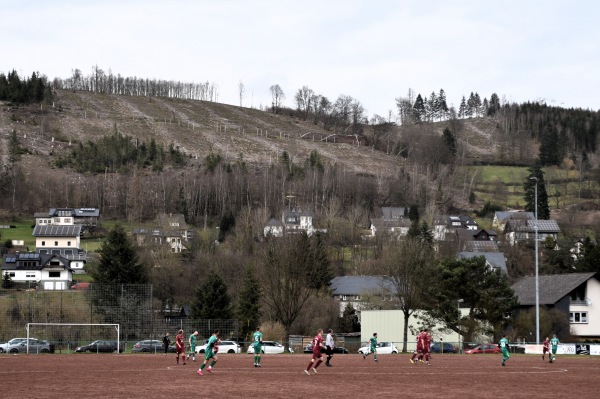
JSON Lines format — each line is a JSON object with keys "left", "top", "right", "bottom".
{"left": 530, "top": 176, "right": 540, "bottom": 345}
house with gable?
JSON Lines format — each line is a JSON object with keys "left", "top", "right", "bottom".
{"left": 456, "top": 228, "right": 500, "bottom": 252}
{"left": 458, "top": 252, "right": 508, "bottom": 274}
{"left": 511, "top": 272, "right": 600, "bottom": 340}
{"left": 330, "top": 276, "right": 396, "bottom": 319}
{"left": 492, "top": 211, "right": 534, "bottom": 231}
{"left": 1, "top": 252, "right": 73, "bottom": 290}
{"left": 35, "top": 207, "right": 100, "bottom": 232}
{"left": 33, "top": 224, "right": 86, "bottom": 273}
{"left": 433, "top": 215, "right": 478, "bottom": 241}
{"left": 263, "top": 209, "right": 325, "bottom": 237}
{"left": 503, "top": 219, "right": 561, "bottom": 246}
{"left": 369, "top": 207, "right": 411, "bottom": 237}
{"left": 132, "top": 213, "right": 194, "bottom": 253}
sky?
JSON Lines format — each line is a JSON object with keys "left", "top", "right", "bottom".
{"left": 3, "top": 0, "right": 600, "bottom": 117}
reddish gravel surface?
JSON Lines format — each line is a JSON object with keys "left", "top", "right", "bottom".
{"left": 1, "top": 353, "right": 598, "bottom": 399}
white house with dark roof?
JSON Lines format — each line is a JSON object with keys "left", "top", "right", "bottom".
{"left": 503, "top": 219, "right": 561, "bottom": 245}
{"left": 34, "top": 207, "right": 100, "bottom": 232}
{"left": 33, "top": 224, "right": 86, "bottom": 273}
{"left": 492, "top": 211, "right": 535, "bottom": 231}
{"left": 263, "top": 218, "right": 284, "bottom": 237}
{"left": 1, "top": 252, "right": 73, "bottom": 290}
{"left": 330, "top": 276, "right": 396, "bottom": 318}
{"left": 369, "top": 207, "right": 411, "bottom": 237}
{"left": 132, "top": 213, "right": 194, "bottom": 253}
{"left": 511, "top": 272, "right": 600, "bottom": 339}
{"left": 433, "top": 215, "right": 478, "bottom": 241}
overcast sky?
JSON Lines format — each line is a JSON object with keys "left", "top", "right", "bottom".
{"left": 4, "top": 0, "right": 599, "bottom": 116}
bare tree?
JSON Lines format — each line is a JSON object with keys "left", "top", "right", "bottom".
{"left": 269, "top": 84, "right": 285, "bottom": 114}
{"left": 294, "top": 85, "right": 314, "bottom": 120}
{"left": 238, "top": 81, "right": 245, "bottom": 107}
{"left": 381, "top": 238, "right": 436, "bottom": 352}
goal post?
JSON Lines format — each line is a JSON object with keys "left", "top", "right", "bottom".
{"left": 26, "top": 323, "right": 120, "bottom": 354}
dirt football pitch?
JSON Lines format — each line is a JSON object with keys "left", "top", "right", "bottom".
{"left": 1, "top": 352, "right": 598, "bottom": 398}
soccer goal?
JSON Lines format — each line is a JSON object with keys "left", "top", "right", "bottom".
{"left": 26, "top": 323, "right": 120, "bottom": 354}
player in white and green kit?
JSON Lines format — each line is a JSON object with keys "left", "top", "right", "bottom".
{"left": 197, "top": 330, "right": 219, "bottom": 376}
{"left": 499, "top": 334, "right": 510, "bottom": 366}
{"left": 549, "top": 334, "right": 560, "bottom": 363}
{"left": 253, "top": 327, "right": 263, "bottom": 367}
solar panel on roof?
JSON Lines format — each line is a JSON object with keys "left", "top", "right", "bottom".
{"left": 5, "top": 256, "right": 16, "bottom": 263}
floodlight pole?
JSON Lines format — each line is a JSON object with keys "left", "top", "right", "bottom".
{"left": 530, "top": 177, "right": 540, "bottom": 344}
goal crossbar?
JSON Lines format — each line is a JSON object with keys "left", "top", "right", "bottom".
{"left": 26, "top": 323, "right": 120, "bottom": 354}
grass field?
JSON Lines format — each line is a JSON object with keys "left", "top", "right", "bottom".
{"left": 0, "top": 353, "right": 598, "bottom": 399}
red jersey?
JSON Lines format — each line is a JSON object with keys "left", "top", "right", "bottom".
{"left": 422, "top": 333, "right": 432, "bottom": 353}
{"left": 312, "top": 334, "right": 323, "bottom": 354}
{"left": 416, "top": 332, "right": 424, "bottom": 351}
{"left": 176, "top": 333, "right": 185, "bottom": 352}
{"left": 543, "top": 338, "right": 550, "bottom": 352}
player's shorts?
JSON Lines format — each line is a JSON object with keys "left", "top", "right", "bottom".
{"left": 311, "top": 350, "right": 322, "bottom": 359}
{"left": 253, "top": 345, "right": 262, "bottom": 354}
{"left": 176, "top": 346, "right": 185, "bottom": 354}
{"left": 204, "top": 349, "right": 215, "bottom": 360}
{"left": 325, "top": 345, "right": 333, "bottom": 356}
{"left": 551, "top": 348, "right": 557, "bottom": 354}
{"left": 190, "top": 345, "right": 196, "bottom": 353}
{"left": 543, "top": 347, "right": 549, "bottom": 354}
{"left": 370, "top": 347, "right": 376, "bottom": 354}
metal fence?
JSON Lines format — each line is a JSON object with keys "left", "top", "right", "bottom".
{"left": 0, "top": 285, "right": 239, "bottom": 348}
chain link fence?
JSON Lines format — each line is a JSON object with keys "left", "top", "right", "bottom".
{"left": 0, "top": 285, "right": 239, "bottom": 351}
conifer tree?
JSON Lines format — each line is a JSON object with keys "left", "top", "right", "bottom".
{"left": 192, "top": 271, "right": 232, "bottom": 319}
{"left": 524, "top": 159, "right": 550, "bottom": 220}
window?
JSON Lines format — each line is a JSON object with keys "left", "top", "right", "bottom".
{"left": 48, "top": 271, "right": 60, "bottom": 278}
{"left": 570, "top": 312, "right": 588, "bottom": 324}
{"left": 64, "top": 218, "right": 72, "bottom": 223}
{"left": 26, "top": 272, "right": 35, "bottom": 278}
{"left": 67, "top": 241, "right": 71, "bottom": 246}
{"left": 341, "top": 295, "right": 347, "bottom": 301}
{"left": 54, "top": 241, "right": 58, "bottom": 246}
{"left": 41, "top": 241, "right": 46, "bottom": 246}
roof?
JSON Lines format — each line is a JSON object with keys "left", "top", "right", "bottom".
{"left": 132, "top": 228, "right": 182, "bottom": 238}
{"left": 330, "top": 276, "right": 396, "bottom": 296}
{"left": 156, "top": 213, "right": 188, "bottom": 229}
{"left": 511, "top": 272, "right": 597, "bottom": 305}
{"left": 370, "top": 218, "right": 411, "bottom": 230}
{"left": 32, "top": 224, "right": 82, "bottom": 237}
{"left": 504, "top": 219, "right": 561, "bottom": 233}
{"left": 494, "top": 211, "right": 535, "bottom": 223}
{"left": 463, "top": 241, "right": 500, "bottom": 252}
{"left": 458, "top": 252, "right": 508, "bottom": 274}
{"left": 265, "top": 218, "right": 283, "bottom": 226}
{"left": 34, "top": 208, "right": 100, "bottom": 218}
{"left": 380, "top": 207, "right": 407, "bottom": 221}
{"left": 2, "top": 252, "right": 71, "bottom": 271}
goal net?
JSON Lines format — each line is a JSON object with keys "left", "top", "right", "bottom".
{"left": 26, "top": 323, "right": 120, "bottom": 353}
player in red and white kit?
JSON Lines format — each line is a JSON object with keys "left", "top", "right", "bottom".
{"left": 175, "top": 329, "right": 186, "bottom": 365}
{"left": 421, "top": 329, "right": 432, "bottom": 365}
{"left": 410, "top": 329, "right": 424, "bottom": 364}
{"left": 304, "top": 329, "right": 326, "bottom": 375}
{"left": 542, "top": 336, "right": 550, "bottom": 361}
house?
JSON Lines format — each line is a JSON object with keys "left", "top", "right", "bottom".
{"left": 132, "top": 213, "right": 194, "bottom": 253}
{"left": 33, "top": 224, "right": 86, "bottom": 273}
{"left": 263, "top": 209, "right": 325, "bottom": 237}
{"left": 511, "top": 272, "right": 600, "bottom": 340}
{"left": 330, "top": 276, "right": 396, "bottom": 318}
{"left": 34, "top": 207, "right": 100, "bottom": 232}
{"left": 433, "top": 215, "right": 478, "bottom": 241}
{"left": 1, "top": 252, "right": 73, "bottom": 290}
{"left": 458, "top": 252, "right": 508, "bottom": 274}
{"left": 503, "top": 219, "right": 561, "bottom": 245}
{"left": 456, "top": 228, "right": 499, "bottom": 252}
{"left": 492, "top": 211, "right": 534, "bottom": 231}
{"left": 263, "top": 218, "right": 284, "bottom": 237}
{"left": 369, "top": 207, "right": 411, "bottom": 237}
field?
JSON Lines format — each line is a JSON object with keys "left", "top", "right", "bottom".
{"left": 1, "top": 353, "right": 598, "bottom": 398}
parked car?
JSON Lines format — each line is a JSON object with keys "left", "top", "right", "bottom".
{"left": 0, "top": 338, "right": 54, "bottom": 353}
{"left": 247, "top": 341, "right": 285, "bottom": 354}
{"left": 430, "top": 342, "right": 456, "bottom": 353}
{"left": 358, "top": 341, "right": 399, "bottom": 355}
{"left": 0, "top": 338, "right": 27, "bottom": 353}
{"left": 75, "top": 340, "right": 124, "bottom": 353}
{"left": 71, "top": 282, "right": 90, "bottom": 290}
{"left": 196, "top": 340, "right": 241, "bottom": 354}
{"left": 464, "top": 343, "right": 501, "bottom": 354}
{"left": 132, "top": 339, "right": 176, "bottom": 353}
{"left": 303, "top": 344, "right": 349, "bottom": 354}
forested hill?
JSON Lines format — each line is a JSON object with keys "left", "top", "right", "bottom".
{"left": 1, "top": 80, "right": 599, "bottom": 223}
